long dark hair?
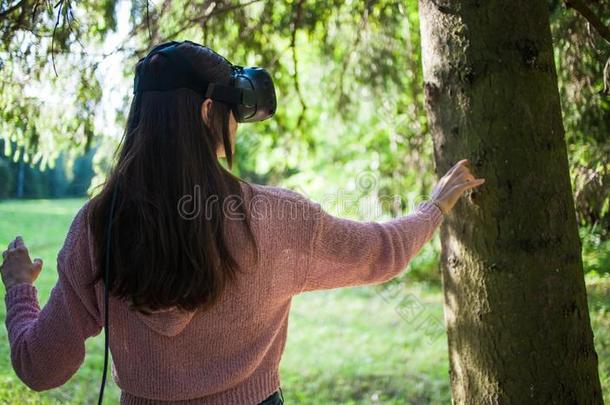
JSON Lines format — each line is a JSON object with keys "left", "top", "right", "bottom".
{"left": 88, "top": 42, "right": 254, "bottom": 314}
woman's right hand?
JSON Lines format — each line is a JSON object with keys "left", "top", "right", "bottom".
{"left": 430, "top": 159, "right": 485, "bottom": 215}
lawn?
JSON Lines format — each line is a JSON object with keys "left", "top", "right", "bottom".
{"left": 0, "top": 199, "right": 607, "bottom": 404}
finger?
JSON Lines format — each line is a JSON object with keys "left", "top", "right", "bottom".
{"left": 446, "top": 159, "right": 470, "bottom": 177}
{"left": 14, "top": 236, "right": 25, "bottom": 249}
{"left": 459, "top": 178, "right": 486, "bottom": 191}
{"left": 453, "top": 171, "right": 476, "bottom": 184}
{"left": 10, "top": 244, "right": 27, "bottom": 254}
{"left": 32, "top": 258, "right": 43, "bottom": 273}
{"left": 453, "top": 159, "right": 470, "bottom": 171}
{"left": 7, "top": 244, "right": 27, "bottom": 256}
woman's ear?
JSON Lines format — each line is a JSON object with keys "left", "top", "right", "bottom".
{"left": 201, "top": 98, "right": 213, "bottom": 126}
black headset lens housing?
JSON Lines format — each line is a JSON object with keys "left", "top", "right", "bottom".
{"left": 133, "top": 40, "right": 277, "bottom": 123}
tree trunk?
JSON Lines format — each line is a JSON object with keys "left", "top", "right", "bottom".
{"left": 417, "top": 1, "right": 603, "bottom": 403}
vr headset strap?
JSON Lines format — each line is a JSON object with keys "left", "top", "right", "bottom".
{"left": 205, "top": 83, "right": 254, "bottom": 106}
{"left": 134, "top": 43, "right": 250, "bottom": 106}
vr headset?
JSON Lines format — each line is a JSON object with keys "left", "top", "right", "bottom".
{"left": 133, "top": 40, "right": 277, "bottom": 123}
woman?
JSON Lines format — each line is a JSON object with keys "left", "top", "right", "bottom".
{"left": 1, "top": 41, "right": 484, "bottom": 404}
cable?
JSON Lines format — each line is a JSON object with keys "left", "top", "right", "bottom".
{"left": 98, "top": 184, "right": 119, "bottom": 405}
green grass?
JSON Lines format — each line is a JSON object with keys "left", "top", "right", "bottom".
{"left": 0, "top": 199, "right": 608, "bottom": 404}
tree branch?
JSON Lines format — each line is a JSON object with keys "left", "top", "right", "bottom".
{"left": 0, "top": 0, "right": 27, "bottom": 20}
{"left": 291, "top": 0, "right": 307, "bottom": 128}
{"left": 163, "top": 0, "right": 264, "bottom": 41}
{"left": 145, "top": 0, "right": 152, "bottom": 42}
{"left": 602, "top": 56, "right": 610, "bottom": 95}
{"left": 51, "top": 0, "right": 65, "bottom": 77}
{"left": 338, "top": 1, "right": 371, "bottom": 107}
{"left": 564, "top": 0, "right": 610, "bottom": 44}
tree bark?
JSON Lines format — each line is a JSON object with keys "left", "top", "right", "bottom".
{"left": 417, "top": 1, "right": 603, "bottom": 403}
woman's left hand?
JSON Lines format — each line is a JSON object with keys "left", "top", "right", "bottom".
{"left": 1, "top": 236, "right": 43, "bottom": 291}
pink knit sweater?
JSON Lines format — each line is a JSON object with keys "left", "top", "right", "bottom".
{"left": 4, "top": 183, "right": 443, "bottom": 404}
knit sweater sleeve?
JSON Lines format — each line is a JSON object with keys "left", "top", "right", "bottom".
{"left": 298, "top": 201, "right": 444, "bottom": 293}
{"left": 4, "top": 204, "right": 102, "bottom": 391}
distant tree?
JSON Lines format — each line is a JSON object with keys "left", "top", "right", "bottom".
{"left": 25, "top": 160, "right": 55, "bottom": 198}
{"left": 67, "top": 147, "right": 95, "bottom": 196}
{"left": 0, "top": 157, "right": 12, "bottom": 199}
{"left": 47, "top": 154, "right": 70, "bottom": 198}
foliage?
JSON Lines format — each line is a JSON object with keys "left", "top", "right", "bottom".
{"left": 550, "top": 0, "right": 610, "bottom": 233}
{"left": 2, "top": 0, "right": 434, "bottom": 207}
{"left": 0, "top": 0, "right": 109, "bottom": 166}
{"left": 0, "top": 1, "right": 608, "bottom": 254}
{"left": 581, "top": 225, "right": 610, "bottom": 276}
